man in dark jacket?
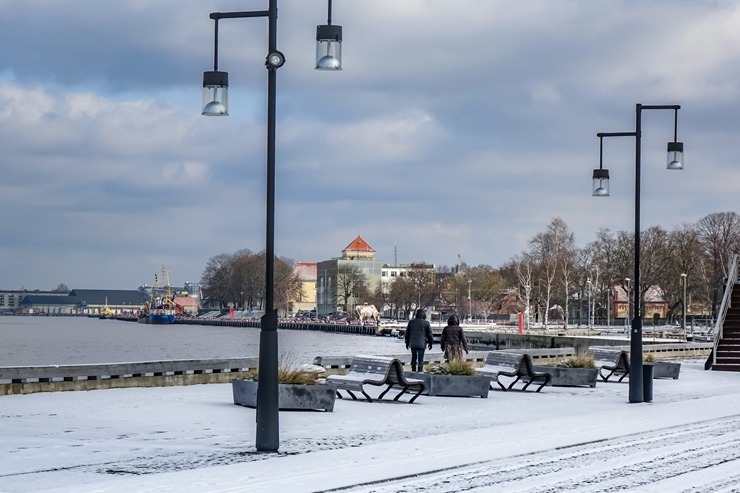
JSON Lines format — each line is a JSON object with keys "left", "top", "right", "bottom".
{"left": 405, "top": 309, "right": 434, "bottom": 371}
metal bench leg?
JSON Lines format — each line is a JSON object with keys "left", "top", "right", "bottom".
{"left": 408, "top": 386, "right": 423, "bottom": 403}
{"left": 616, "top": 372, "right": 628, "bottom": 383}
{"left": 378, "top": 384, "right": 393, "bottom": 400}
{"left": 392, "top": 386, "right": 408, "bottom": 401}
{"left": 507, "top": 376, "right": 522, "bottom": 391}
{"left": 360, "top": 387, "right": 374, "bottom": 402}
{"left": 534, "top": 375, "right": 550, "bottom": 392}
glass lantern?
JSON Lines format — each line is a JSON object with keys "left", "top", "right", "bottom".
{"left": 667, "top": 141, "right": 684, "bottom": 170}
{"left": 202, "top": 71, "right": 229, "bottom": 116}
{"left": 592, "top": 168, "right": 610, "bottom": 197}
{"left": 315, "top": 24, "right": 342, "bottom": 70}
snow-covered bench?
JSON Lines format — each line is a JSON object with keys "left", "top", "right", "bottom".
{"left": 587, "top": 348, "right": 630, "bottom": 382}
{"left": 475, "top": 352, "right": 551, "bottom": 392}
{"left": 326, "top": 355, "right": 425, "bottom": 403}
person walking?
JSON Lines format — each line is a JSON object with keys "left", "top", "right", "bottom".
{"left": 405, "top": 308, "right": 434, "bottom": 372}
{"left": 440, "top": 314, "right": 468, "bottom": 362}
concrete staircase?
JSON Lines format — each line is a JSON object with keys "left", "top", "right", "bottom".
{"left": 712, "top": 286, "right": 740, "bottom": 372}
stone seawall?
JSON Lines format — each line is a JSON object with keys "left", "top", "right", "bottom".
{"left": 0, "top": 358, "right": 258, "bottom": 396}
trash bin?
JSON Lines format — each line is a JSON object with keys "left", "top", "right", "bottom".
{"left": 642, "top": 363, "right": 654, "bottom": 402}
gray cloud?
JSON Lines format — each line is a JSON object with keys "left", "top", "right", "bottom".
{"left": 0, "top": 0, "right": 738, "bottom": 289}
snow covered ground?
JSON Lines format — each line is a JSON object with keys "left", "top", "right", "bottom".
{"left": 3, "top": 358, "right": 740, "bottom": 492}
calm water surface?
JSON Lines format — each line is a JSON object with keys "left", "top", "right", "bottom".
{"left": 0, "top": 316, "right": 408, "bottom": 366}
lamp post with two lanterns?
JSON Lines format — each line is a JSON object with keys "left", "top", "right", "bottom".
{"left": 201, "top": 0, "right": 342, "bottom": 452}
{"left": 591, "top": 103, "right": 684, "bottom": 403}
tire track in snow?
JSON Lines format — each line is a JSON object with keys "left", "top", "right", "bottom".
{"left": 327, "top": 416, "right": 740, "bottom": 493}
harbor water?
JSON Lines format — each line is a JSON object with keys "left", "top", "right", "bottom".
{"left": 0, "top": 316, "right": 408, "bottom": 366}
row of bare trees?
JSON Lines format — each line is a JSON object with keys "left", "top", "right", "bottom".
{"left": 200, "top": 249, "right": 301, "bottom": 314}
{"left": 502, "top": 212, "right": 740, "bottom": 326}
{"left": 368, "top": 211, "right": 740, "bottom": 325}
{"left": 198, "top": 211, "right": 740, "bottom": 323}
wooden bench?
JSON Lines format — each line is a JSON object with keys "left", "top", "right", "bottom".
{"left": 587, "top": 348, "right": 630, "bottom": 382}
{"left": 325, "top": 355, "right": 425, "bottom": 403}
{"left": 474, "top": 352, "right": 551, "bottom": 392}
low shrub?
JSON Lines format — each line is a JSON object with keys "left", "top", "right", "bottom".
{"left": 427, "top": 358, "right": 476, "bottom": 376}
{"left": 556, "top": 355, "right": 596, "bottom": 369}
{"left": 278, "top": 365, "right": 319, "bottom": 385}
{"left": 242, "top": 353, "right": 319, "bottom": 385}
{"left": 644, "top": 353, "right": 657, "bottom": 363}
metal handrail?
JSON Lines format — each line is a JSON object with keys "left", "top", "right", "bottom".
{"left": 712, "top": 254, "right": 739, "bottom": 366}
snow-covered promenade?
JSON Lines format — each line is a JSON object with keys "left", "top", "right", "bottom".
{"left": 3, "top": 357, "right": 740, "bottom": 492}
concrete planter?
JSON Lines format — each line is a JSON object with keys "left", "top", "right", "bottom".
{"left": 232, "top": 379, "right": 336, "bottom": 412}
{"left": 533, "top": 366, "right": 598, "bottom": 388}
{"left": 652, "top": 361, "right": 681, "bottom": 379}
{"left": 407, "top": 372, "right": 490, "bottom": 398}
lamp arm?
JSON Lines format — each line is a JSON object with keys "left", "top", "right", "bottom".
{"left": 212, "top": 19, "right": 219, "bottom": 71}
{"left": 673, "top": 108, "right": 679, "bottom": 142}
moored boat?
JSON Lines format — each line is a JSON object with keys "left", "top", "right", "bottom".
{"left": 149, "top": 305, "right": 176, "bottom": 324}
{"left": 98, "top": 305, "right": 114, "bottom": 319}
{"left": 138, "top": 267, "right": 177, "bottom": 325}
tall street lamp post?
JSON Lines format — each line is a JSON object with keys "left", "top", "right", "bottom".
{"left": 592, "top": 104, "right": 684, "bottom": 403}
{"left": 624, "top": 277, "right": 631, "bottom": 329}
{"left": 201, "top": 0, "right": 342, "bottom": 452}
{"left": 586, "top": 278, "right": 592, "bottom": 330}
{"left": 681, "top": 273, "right": 688, "bottom": 340}
{"left": 468, "top": 279, "right": 473, "bottom": 322}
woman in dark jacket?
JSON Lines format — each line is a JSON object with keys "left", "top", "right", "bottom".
{"left": 440, "top": 314, "right": 468, "bottom": 362}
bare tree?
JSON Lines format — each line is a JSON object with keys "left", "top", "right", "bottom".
{"left": 528, "top": 218, "right": 574, "bottom": 328}
{"left": 406, "top": 263, "right": 436, "bottom": 311}
{"left": 274, "top": 257, "right": 301, "bottom": 317}
{"left": 336, "top": 264, "right": 367, "bottom": 313}
{"left": 52, "top": 283, "right": 69, "bottom": 293}
{"left": 388, "top": 275, "right": 417, "bottom": 320}
{"left": 229, "top": 249, "right": 262, "bottom": 310}
{"left": 509, "top": 253, "right": 534, "bottom": 329}
{"left": 696, "top": 211, "right": 740, "bottom": 317}
{"left": 660, "top": 224, "right": 702, "bottom": 321}
{"left": 201, "top": 253, "right": 234, "bottom": 308}
{"left": 467, "top": 265, "right": 505, "bottom": 322}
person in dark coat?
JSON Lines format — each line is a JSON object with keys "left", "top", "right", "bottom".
{"left": 440, "top": 314, "right": 468, "bottom": 362}
{"left": 405, "top": 309, "right": 434, "bottom": 372}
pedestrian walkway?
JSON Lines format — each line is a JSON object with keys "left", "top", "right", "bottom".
{"left": 3, "top": 358, "right": 740, "bottom": 492}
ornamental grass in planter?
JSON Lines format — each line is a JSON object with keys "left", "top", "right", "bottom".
{"left": 534, "top": 355, "right": 598, "bottom": 388}
{"left": 643, "top": 353, "right": 681, "bottom": 379}
{"left": 241, "top": 364, "right": 320, "bottom": 385}
{"left": 427, "top": 358, "right": 477, "bottom": 376}
{"left": 556, "top": 355, "right": 596, "bottom": 369}
{"left": 410, "top": 358, "right": 489, "bottom": 398}
{"left": 232, "top": 356, "right": 335, "bottom": 411}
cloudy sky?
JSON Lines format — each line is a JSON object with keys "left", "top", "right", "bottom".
{"left": 1, "top": 0, "right": 738, "bottom": 290}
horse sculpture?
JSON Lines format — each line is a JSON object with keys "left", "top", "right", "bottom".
{"left": 356, "top": 303, "right": 381, "bottom": 325}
